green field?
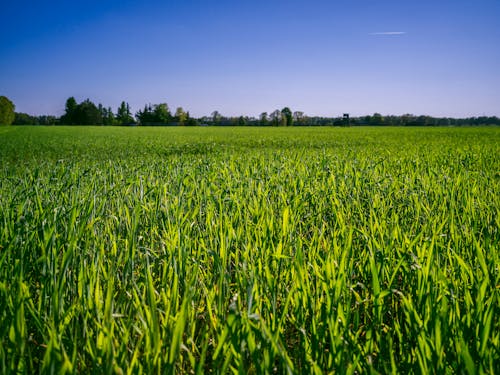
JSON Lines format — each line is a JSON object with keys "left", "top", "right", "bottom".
{"left": 1, "top": 126, "right": 499, "bottom": 373}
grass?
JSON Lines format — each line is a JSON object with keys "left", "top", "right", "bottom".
{"left": 0, "top": 126, "right": 499, "bottom": 373}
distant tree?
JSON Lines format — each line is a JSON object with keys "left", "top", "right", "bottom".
{"left": 185, "top": 112, "right": 199, "bottom": 126}
{"left": 400, "top": 114, "right": 414, "bottom": 126}
{"left": 237, "top": 116, "right": 247, "bottom": 126}
{"left": 259, "top": 112, "right": 269, "bottom": 126}
{"left": 0, "top": 96, "right": 15, "bottom": 125}
{"left": 281, "top": 107, "right": 293, "bottom": 126}
{"left": 415, "top": 115, "right": 432, "bottom": 126}
{"left": 175, "top": 107, "right": 187, "bottom": 126}
{"left": 370, "top": 113, "right": 384, "bottom": 126}
{"left": 100, "top": 106, "right": 116, "bottom": 125}
{"left": 269, "top": 110, "right": 281, "bottom": 126}
{"left": 293, "top": 111, "right": 304, "bottom": 125}
{"left": 13, "top": 112, "right": 36, "bottom": 125}
{"left": 12, "top": 112, "right": 57, "bottom": 125}
{"left": 74, "top": 99, "right": 102, "bottom": 125}
{"left": 154, "top": 103, "right": 171, "bottom": 123}
{"left": 136, "top": 104, "right": 154, "bottom": 125}
{"left": 135, "top": 103, "right": 173, "bottom": 125}
{"left": 116, "top": 101, "right": 134, "bottom": 125}
{"left": 383, "top": 115, "right": 396, "bottom": 126}
{"left": 438, "top": 118, "right": 449, "bottom": 126}
{"left": 98, "top": 104, "right": 107, "bottom": 125}
{"left": 487, "top": 116, "right": 500, "bottom": 125}
{"left": 211, "top": 111, "right": 222, "bottom": 125}
{"left": 38, "top": 115, "right": 57, "bottom": 125}
{"left": 61, "top": 97, "right": 78, "bottom": 124}
{"left": 61, "top": 97, "right": 102, "bottom": 125}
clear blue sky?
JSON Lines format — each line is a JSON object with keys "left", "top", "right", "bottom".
{"left": 1, "top": 0, "right": 499, "bottom": 118}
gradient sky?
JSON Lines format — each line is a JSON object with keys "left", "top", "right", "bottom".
{"left": 1, "top": 0, "right": 499, "bottom": 118}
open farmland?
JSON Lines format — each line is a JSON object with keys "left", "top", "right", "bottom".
{"left": 0, "top": 126, "right": 499, "bottom": 373}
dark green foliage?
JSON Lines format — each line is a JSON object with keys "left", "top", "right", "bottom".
{"left": 370, "top": 112, "right": 384, "bottom": 125}
{"left": 60, "top": 97, "right": 102, "bottom": 125}
{"left": 13, "top": 113, "right": 57, "bottom": 125}
{"left": 270, "top": 109, "right": 281, "bottom": 126}
{"left": 75, "top": 99, "right": 102, "bottom": 125}
{"left": 237, "top": 116, "right": 247, "bottom": 126}
{"left": 13, "top": 112, "right": 35, "bottom": 125}
{"left": 60, "top": 97, "right": 77, "bottom": 124}
{"left": 0, "top": 96, "right": 15, "bottom": 125}
{"left": 211, "top": 111, "right": 222, "bottom": 125}
{"left": 259, "top": 112, "right": 269, "bottom": 126}
{"left": 15, "top": 95, "right": 500, "bottom": 127}
{"left": 185, "top": 113, "right": 199, "bottom": 126}
{"left": 153, "top": 103, "right": 171, "bottom": 123}
{"left": 136, "top": 103, "right": 172, "bottom": 125}
{"left": 116, "top": 101, "right": 134, "bottom": 125}
{"left": 281, "top": 107, "right": 293, "bottom": 126}
{"left": 99, "top": 105, "right": 116, "bottom": 125}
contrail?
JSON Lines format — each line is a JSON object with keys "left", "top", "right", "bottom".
{"left": 370, "top": 31, "right": 407, "bottom": 35}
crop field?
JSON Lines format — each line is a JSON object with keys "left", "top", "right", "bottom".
{"left": 0, "top": 126, "right": 499, "bottom": 374}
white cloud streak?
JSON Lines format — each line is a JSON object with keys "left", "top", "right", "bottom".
{"left": 370, "top": 31, "right": 407, "bottom": 35}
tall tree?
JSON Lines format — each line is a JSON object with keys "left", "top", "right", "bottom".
{"left": 175, "top": 107, "right": 187, "bottom": 126}
{"left": 154, "top": 103, "right": 171, "bottom": 123}
{"left": 211, "top": 111, "right": 221, "bottom": 125}
{"left": 0, "top": 96, "right": 15, "bottom": 125}
{"left": 135, "top": 103, "right": 172, "bottom": 125}
{"left": 61, "top": 97, "right": 78, "bottom": 124}
{"left": 136, "top": 104, "right": 154, "bottom": 125}
{"left": 269, "top": 110, "right": 281, "bottom": 126}
{"left": 74, "top": 99, "right": 102, "bottom": 125}
{"left": 259, "top": 112, "right": 269, "bottom": 126}
{"left": 293, "top": 111, "right": 304, "bottom": 125}
{"left": 281, "top": 107, "right": 293, "bottom": 126}
{"left": 101, "top": 106, "right": 116, "bottom": 125}
{"left": 116, "top": 101, "right": 134, "bottom": 125}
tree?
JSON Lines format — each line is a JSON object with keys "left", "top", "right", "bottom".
{"left": 60, "top": 97, "right": 102, "bottom": 125}
{"left": 116, "top": 101, "right": 134, "bottom": 125}
{"left": 13, "top": 112, "right": 35, "bottom": 125}
{"left": 269, "top": 110, "right": 281, "bottom": 126}
{"left": 281, "top": 107, "right": 293, "bottom": 126}
{"left": 175, "top": 107, "right": 187, "bottom": 126}
{"left": 293, "top": 111, "right": 304, "bottom": 125}
{"left": 74, "top": 99, "right": 102, "bottom": 125}
{"left": 370, "top": 113, "right": 384, "bottom": 126}
{"left": 237, "top": 116, "right": 247, "bottom": 126}
{"left": 185, "top": 112, "right": 199, "bottom": 126}
{"left": 135, "top": 103, "right": 171, "bottom": 125}
{"left": 61, "top": 97, "right": 78, "bottom": 124}
{"left": 154, "top": 103, "right": 171, "bottom": 123}
{"left": 100, "top": 106, "right": 116, "bottom": 125}
{"left": 211, "top": 111, "right": 221, "bottom": 125}
{"left": 136, "top": 104, "right": 154, "bottom": 125}
{"left": 0, "top": 96, "right": 15, "bottom": 125}
{"left": 259, "top": 112, "right": 269, "bottom": 126}
{"left": 401, "top": 114, "right": 414, "bottom": 126}
{"left": 38, "top": 115, "right": 57, "bottom": 125}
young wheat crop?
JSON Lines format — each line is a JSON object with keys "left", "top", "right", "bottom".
{"left": 0, "top": 126, "right": 498, "bottom": 373}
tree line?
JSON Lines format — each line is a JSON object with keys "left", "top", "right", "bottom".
{"left": 1, "top": 95, "right": 499, "bottom": 126}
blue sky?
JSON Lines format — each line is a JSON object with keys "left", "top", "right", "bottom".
{"left": 1, "top": 0, "right": 499, "bottom": 117}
